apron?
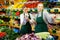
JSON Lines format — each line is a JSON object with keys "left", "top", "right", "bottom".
{"left": 35, "top": 11, "right": 48, "bottom": 33}
{"left": 21, "top": 13, "right": 32, "bottom": 35}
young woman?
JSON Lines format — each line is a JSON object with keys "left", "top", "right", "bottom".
{"left": 20, "top": 7, "right": 32, "bottom": 35}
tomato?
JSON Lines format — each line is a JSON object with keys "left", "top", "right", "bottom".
{"left": 16, "top": 11, "right": 20, "bottom": 16}
{"left": 25, "top": 1, "right": 39, "bottom": 8}
{"left": 0, "top": 32, "right": 6, "bottom": 38}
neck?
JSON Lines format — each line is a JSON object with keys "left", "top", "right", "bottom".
{"left": 38, "top": 10, "right": 42, "bottom": 12}
{"left": 24, "top": 12, "right": 28, "bottom": 14}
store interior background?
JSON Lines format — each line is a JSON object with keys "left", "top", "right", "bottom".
{"left": 0, "top": 0, "right": 60, "bottom": 40}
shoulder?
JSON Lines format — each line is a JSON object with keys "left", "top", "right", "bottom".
{"left": 29, "top": 13, "right": 32, "bottom": 16}
{"left": 20, "top": 14, "right": 24, "bottom": 18}
{"left": 43, "top": 9, "right": 48, "bottom": 13}
{"left": 29, "top": 13, "right": 32, "bottom": 15}
{"left": 20, "top": 14, "right": 24, "bottom": 16}
{"left": 43, "top": 9, "right": 49, "bottom": 14}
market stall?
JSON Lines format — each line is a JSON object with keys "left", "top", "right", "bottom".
{"left": 0, "top": 0, "right": 60, "bottom": 40}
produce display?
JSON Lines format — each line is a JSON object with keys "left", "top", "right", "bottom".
{"left": 16, "top": 33, "right": 41, "bottom": 40}
{"left": 16, "top": 32, "right": 55, "bottom": 40}
{"left": 0, "top": 32, "right": 6, "bottom": 38}
{"left": 9, "top": 19, "right": 20, "bottom": 28}
{"left": 35, "top": 32, "right": 50, "bottom": 39}
{"left": 25, "top": 1, "right": 39, "bottom": 8}
{"left": 0, "top": 19, "right": 4, "bottom": 24}
{"left": 0, "top": 26, "right": 20, "bottom": 40}
{"left": 0, "top": 0, "right": 60, "bottom": 40}
{"left": 48, "top": 24, "right": 60, "bottom": 40}
{"left": 12, "top": 3, "right": 24, "bottom": 9}
{"left": 47, "top": 8, "right": 60, "bottom": 13}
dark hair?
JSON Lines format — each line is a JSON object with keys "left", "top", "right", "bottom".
{"left": 22, "top": 6, "right": 27, "bottom": 10}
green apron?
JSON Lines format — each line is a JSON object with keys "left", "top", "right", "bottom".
{"left": 21, "top": 14, "right": 32, "bottom": 35}
{"left": 35, "top": 11, "right": 48, "bottom": 33}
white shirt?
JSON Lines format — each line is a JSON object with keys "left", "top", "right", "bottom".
{"left": 20, "top": 13, "right": 26, "bottom": 25}
{"left": 47, "top": 14, "right": 55, "bottom": 24}
{"left": 20, "top": 13, "right": 35, "bottom": 25}
{"left": 20, "top": 13, "right": 30, "bottom": 25}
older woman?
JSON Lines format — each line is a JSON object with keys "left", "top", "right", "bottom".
{"left": 34, "top": 3, "right": 50, "bottom": 33}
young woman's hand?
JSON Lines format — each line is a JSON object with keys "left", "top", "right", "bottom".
{"left": 33, "top": 20, "right": 37, "bottom": 25}
{"left": 26, "top": 18, "right": 30, "bottom": 22}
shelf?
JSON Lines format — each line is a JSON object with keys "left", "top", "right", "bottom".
{"left": 0, "top": 24, "right": 20, "bottom": 28}
{"left": 0, "top": 15, "right": 20, "bottom": 19}
{"left": 54, "top": 20, "right": 60, "bottom": 24}
{"left": 9, "top": 25, "right": 20, "bottom": 28}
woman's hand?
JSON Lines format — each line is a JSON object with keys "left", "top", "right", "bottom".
{"left": 47, "top": 24, "right": 53, "bottom": 29}
{"left": 52, "top": 15, "right": 56, "bottom": 23}
{"left": 33, "top": 20, "right": 37, "bottom": 25}
{"left": 52, "top": 15, "right": 56, "bottom": 20}
{"left": 26, "top": 18, "right": 30, "bottom": 22}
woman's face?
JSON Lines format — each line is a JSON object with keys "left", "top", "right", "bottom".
{"left": 37, "top": 4, "right": 44, "bottom": 12}
{"left": 23, "top": 7, "right": 30, "bottom": 13}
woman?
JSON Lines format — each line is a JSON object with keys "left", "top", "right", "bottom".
{"left": 20, "top": 7, "right": 32, "bottom": 35}
{"left": 34, "top": 3, "right": 50, "bottom": 33}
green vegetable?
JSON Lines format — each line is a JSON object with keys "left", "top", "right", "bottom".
{"left": 0, "top": 26, "right": 20, "bottom": 40}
